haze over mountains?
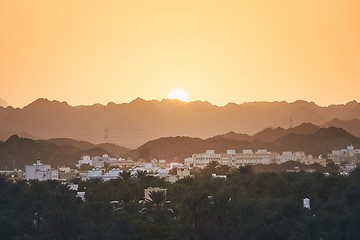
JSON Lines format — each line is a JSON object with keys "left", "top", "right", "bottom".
{"left": 0, "top": 97, "right": 359, "bottom": 169}
{"left": 1, "top": 98, "right": 360, "bottom": 148}
{"left": 1, "top": 123, "right": 360, "bottom": 170}
{"left": 0, "top": 135, "right": 129, "bottom": 170}
{"left": 125, "top": 124, "right": 360, "bottom": 161}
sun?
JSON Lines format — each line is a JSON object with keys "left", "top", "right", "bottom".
{"left": 168, "top": 88, "right": 190, "bottom": 102}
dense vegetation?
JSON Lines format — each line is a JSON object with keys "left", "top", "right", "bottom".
{"left": 1, "top": 166, "right": 360, "bottom": 240}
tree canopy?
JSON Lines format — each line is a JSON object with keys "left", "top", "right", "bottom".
{"left": 1, "top": 168, "right": 360, "bottom": 239}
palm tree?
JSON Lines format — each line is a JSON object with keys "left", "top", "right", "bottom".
{"left": 135, "top": 170, "right": 147, "bottom": 180}
{"left": 179, "top": 192, "right": 208, "bottom": 240}
{"left": 119, "top": 170, "right": 133, "bottom": 182}
{"left": 47, "top": 184, "right": 78, "bottom": 240}
{"left": 206, "top": 161, "right": 220, "bottom": 172}
{"left": 141, "top": 191, "right": 174, "bottom": 225}
{"left": 147, "top": 191, "right": 166, "bottom": 207}
{"left": 208, "top": 193, "right": 232, "bottom": 240}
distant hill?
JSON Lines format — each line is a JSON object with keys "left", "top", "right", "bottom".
{"left": 45, "top": 138, "right": 129, "bottom": 157}
{"left": 216, "top": 122, "right": 320, "bottom": 143}
{"left": 321, "top": 118, "right": 360, "bottom": 137}
{"left": 2, "top": 125, "right": 360, "bottom": 169}
{"left": 289, "top": 122, "right": 321, "bottom": 135}
{"left": 274, "top": 127, "right": 360, "bottom": 156}
{"left": 126, "top": 126, "right": 360, "bottom": 161}
{"left": 214, "top": 131, "right": 252, "bottom": 142}
{"left": 0, "top": 135, "right": 117, "bottom": 170}
{"left": 0, "top": 127, "right": 38, "bottom": 142}
{"left": 252, "top": 122, "right": 320, "bottom": 142}
{"left": 124, "top": 136, "right": 276, "bottom": 161}
{"left": 252, "top": 127, "right": 288, "bottom": 143}
{"left": 1, "top": 98, "right": 360, "bottom": 147}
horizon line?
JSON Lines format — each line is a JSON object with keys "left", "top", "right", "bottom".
{"left": 1, "top": 97, "right": 359, "bottom": 109}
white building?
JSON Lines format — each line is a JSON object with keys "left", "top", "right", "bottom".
{"left": 25, "top": 160, "right": 59, "bottom": 181}
{"left": 82, "top": 167, "right": 124, "bottom": 181}
{"left": 103, "top": 168, "right": 122, "bottom": 181}
{"left": 340, "top": 164, "right": 357, "bottom": 176}
{"left": 192, "top": 150, "right": 222, "bottom": 168}
{"left": 76, "top": 155, "right": 92, "bottom": 168}
{"left": 91, "top": 154, "right": 118, "bottom": 168}
{"left": 85, "top": 168, "right": 103, "bottom": 179}
{"left": 167, "top": 167, "right": 192, "bottom": 183}
{"left": 229, "top": 149, "right": 273, "bottom": 166}
{"left": 188, "top": 149, "right": 274, "bottom": 168}
{"left": 275, "top": 151, "right": 306, "bottom": 164}
{"left": 184, "top": 157, "right": 194, "bottom": 165}
{"left": 328, "top": 145, "right": 360, "bottom": 164}
{"left": 77, "top": 154, "right": 135, "bottom": 170}
{"left": 300, "top": 155, "right": 327, "bottom": 166}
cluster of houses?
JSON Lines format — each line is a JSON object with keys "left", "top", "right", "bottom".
{"left": 1, "top": 145, "right": 358, "bottom": 203}
{"left": 328, "top": 145, "right": 360, "bottom": 164}
{"left": 3, "top": 145, "right": 358, "bottom": 183}
{"left": 185, "top": 149, "right": 327, "bottom": 167}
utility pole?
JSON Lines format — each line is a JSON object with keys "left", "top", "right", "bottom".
{"left": 105, "top": 126, "right": 108, "bottom": 140}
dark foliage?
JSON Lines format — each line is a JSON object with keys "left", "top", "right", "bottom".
{"left": 1, "top": 168, "right": 360, "bottom": 239}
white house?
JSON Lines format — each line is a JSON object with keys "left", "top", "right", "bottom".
{"left": 25, "top": 160, "right": 59, "bottom": 181}
{"left": 76, "top": 155, "right": 92, "bottom": 168}
{"left": 91, "top": 154, "right": 118, "bottom": 168}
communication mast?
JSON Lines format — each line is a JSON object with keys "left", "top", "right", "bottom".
{"left": 289, "top": 116, "right": 293, "bottom": 129}
{"left": 105, "top": 126, "right": 108, "bottom": 140}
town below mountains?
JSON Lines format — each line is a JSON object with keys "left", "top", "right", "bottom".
{"left": 2, "top": 99, "right": 360, "bottom": 240}
{"left": 1, "top": 121, "right": 360, "bottom": 170}
{"left": 1, "top": 98, "right": 360, "bottom": 148}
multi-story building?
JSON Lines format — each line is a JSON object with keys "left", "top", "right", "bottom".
{"left": 230, "top": 149, "right": 273, "bottom": 166}
{"left": 25, "top": 160, "right": 59, "bottom": 181}
{"left": 91, "top": 154, "right": 118, "bottom": 168}
{"left": 275, "top": 151, "right": 306, "bottom": 164}
{"left": 191, "top": 150, "right": 222, "bottom": 168}
{"left": 77, "top": 155, "right": 131, "bottom": 169}
{"left": 328, "top": 145, "right": 360, "bottom": 164}
{"left": 300, "top": 155, "right": 326, "bottom": 167}
{"left": 187, "top": 149, "right": 324, "bottom": 168}
{"left": 188, "top": 149, "right": 274, "bottom": 168}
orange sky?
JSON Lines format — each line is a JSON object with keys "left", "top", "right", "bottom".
{"left": 1, "top": 0, "right": 359, "bottom": 108}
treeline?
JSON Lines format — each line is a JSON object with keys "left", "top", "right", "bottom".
{"left": 1, "top": 166, "right": 360, "bottom": 240}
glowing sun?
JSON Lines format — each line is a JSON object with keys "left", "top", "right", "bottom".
{"left": 168, "top": 88, "right": 190, "bottom": 102}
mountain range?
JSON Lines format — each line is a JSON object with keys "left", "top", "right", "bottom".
{"left": 125, "top": 124, "right": 360, "bottom": 161}
{"left": 0, "top": 135, "right": 129, "bottom": 170}
{"left": 1, "top": 98, "right": 360, "bottom": 148}
{"left": 2, "top": 123, "right": 360, "bottom": 170}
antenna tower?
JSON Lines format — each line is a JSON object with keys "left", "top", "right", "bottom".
{"left": 105, "top": 126, "right": 108, "bottom": 140}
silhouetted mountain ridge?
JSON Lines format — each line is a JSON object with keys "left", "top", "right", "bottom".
{"left": 0, "top": 135, "right": 123, "bottom": 170}
{"left": 45, "top": 138, "right": 129, "bottom": 156}
{"left": 321, "top": 118, "right": 360, "bottom": 137}
{"left": 274, "top": 127, "right": 360, "bottom": 156}
{"left": 1, "top": 124, "right": 360, "bottom": 169}
{"left": 1, "top": 98, "right": 360, "bottom": 147}
{"left": 126, "top": 126, "right": 360, "bottom": 161}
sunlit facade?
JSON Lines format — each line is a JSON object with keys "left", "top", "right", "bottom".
{"left": 189, "top": 149, "right": 274, "bottom": 168}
